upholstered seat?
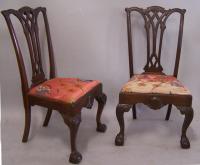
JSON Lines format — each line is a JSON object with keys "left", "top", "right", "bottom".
{"left": 29, "top": 78, "right": 100, "bottom": 104}
{"left": 121, "top": 74, "right": 190, "bottom": 95}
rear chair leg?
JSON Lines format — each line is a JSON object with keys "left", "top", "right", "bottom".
{"left": 95, "top": 93, "right": 107, "bottom": 132}
{"left": 165, "top": 104, "right": 172, "bottom": 121}
{"left": 43, "top": 108, "right": 53, "bottom": 127}
{"left": 22, "top": 105, "right": 31, "bottom": 143}
{"left": 132, "top": 105, "right": 137, "bottom": 119}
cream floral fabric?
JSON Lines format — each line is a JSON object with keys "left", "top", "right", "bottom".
{"left": 121, "top": 74, "right": 190, "bottom": 95}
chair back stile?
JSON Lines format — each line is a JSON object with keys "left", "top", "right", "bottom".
{"left": 1, "top": 7, "right": 56, "bottom": 92}
{"left": 125, "top": 6, "right": 186, "bottom": 77}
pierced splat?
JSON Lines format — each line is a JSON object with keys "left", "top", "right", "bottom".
{"left": 19, "top": 7, "right": 46, "bottom": 86}
{"left": 2, "top": 7, "right": 55, "bottom": 88}
{"left": 125, "top": 6, "right": 186, "bottom": 76}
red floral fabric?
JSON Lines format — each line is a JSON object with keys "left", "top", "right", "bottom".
{"left": 121, "top": 74, "right": 190, "bottom": 95}
{"left": 29, "top": 78, "right": 100, "bottom": 104}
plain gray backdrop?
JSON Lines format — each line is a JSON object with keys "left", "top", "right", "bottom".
{"left": 1, "top": 0, "right": 200, "bottom": 165}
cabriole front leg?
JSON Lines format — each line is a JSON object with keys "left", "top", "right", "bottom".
{"left": 95, "top": 93, "right": 107, "bottom": 132}
{"left": 61, "top": 113, "right": 82, "bottom": 164}
{"left": 177, "top": 106, "right": 194, "bottom": 149}
{"left": 115, "top": 104, "right": 131, "bottom": 146}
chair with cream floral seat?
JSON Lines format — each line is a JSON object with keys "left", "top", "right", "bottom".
{"left": 115, "top": 6, "right": 194, "bottom": 149}
{"left": 2, "top": 6, "right": 107, "bottom": 164}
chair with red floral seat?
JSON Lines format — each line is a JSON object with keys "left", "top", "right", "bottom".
{"left": 115, "top": 6, "right": 194, "bottom": 149}
{"left": 2, "top": 6, "right": 107, "bottom": 164}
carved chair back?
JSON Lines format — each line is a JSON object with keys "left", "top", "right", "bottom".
{"left": 125, "top": 6, "right": 186, "bottom": 78}
{"left": 1, "top": 7, "right": 55, "bottom": 94}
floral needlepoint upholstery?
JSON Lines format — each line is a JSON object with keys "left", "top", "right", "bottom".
{"left": 121, "top": 74, "right": 190, "bottom": 95}
{"left": 29, "top": 78, "right": 100, "bottom": 104}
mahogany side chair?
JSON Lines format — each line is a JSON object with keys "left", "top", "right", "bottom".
{"left": 2, "top": 6, "right": 107, "bottom": 164}
{"left": 115, "top": 6, "right": 194, "bottom": 149}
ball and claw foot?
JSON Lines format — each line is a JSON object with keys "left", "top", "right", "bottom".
{"left": 180, "top": 135, "right": 190, "bottom": 149}
{"left": 69, "top": 151, "right": 82, "bottom": 164}
{"left": 115, "top": 133, "right": 124, "bottom": 146}
{"left": 96, "top": 123, "right": 107, "bottom": 132}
